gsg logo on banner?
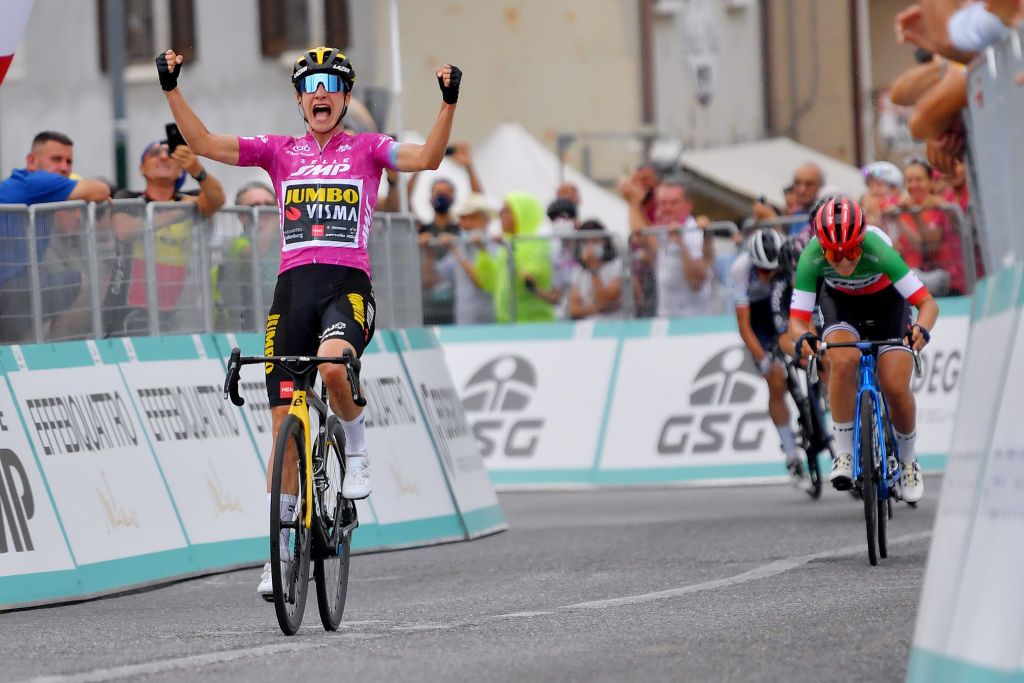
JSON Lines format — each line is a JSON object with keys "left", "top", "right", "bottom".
{"left": 600, "top": 335, "right": 775, "bottom": 470}
{"left": 462, "top": 355, "right": 544, "bottom": 458}
{"left": 442, "top": 338, "right": 616, "bottom": 472}
{"left": 657, "top": 346, "right": 770, "bottom": 456}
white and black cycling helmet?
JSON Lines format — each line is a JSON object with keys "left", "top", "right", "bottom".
{"left": 749, "top": 228, "right": 784, "bottom": 270}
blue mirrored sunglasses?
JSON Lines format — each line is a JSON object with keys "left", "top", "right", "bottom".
{"left": 299, "top": 72, "right": 344, "bottom": 94}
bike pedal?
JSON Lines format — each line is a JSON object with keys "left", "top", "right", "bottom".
{"left": 261, "top": 593, "right": 274, "bottom": 603}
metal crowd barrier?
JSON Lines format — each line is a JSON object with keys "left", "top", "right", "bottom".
{"left": 965, "top": 24, "right": 1024, "bottom": 270}
{"left": 418, "top": 222, "right": 742, "bottom": 326}
{"left": 0, "top": 201, "right": 422, "bottom": 345}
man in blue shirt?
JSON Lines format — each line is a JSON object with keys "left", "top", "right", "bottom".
{"left": 0, "top": 131, "right": 111, "bottom": 342}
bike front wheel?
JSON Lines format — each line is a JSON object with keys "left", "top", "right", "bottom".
{"left": 271, "top": 414, "right": 312, "bottom": 636}
{"left": 314, "top": 417, "right": 355, "bottom": 631}
{"left": 858, "top": 392, "right": 879, "bottom": 567}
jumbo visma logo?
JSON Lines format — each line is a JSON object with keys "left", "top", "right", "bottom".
{"left": 281, "top": 180, "right": 362, "bottom": 249}
{"left": 461, "top": 356, "right": 544, "bottom": 458}
{"left": 657, "top": 346, "right": 771, "bottom": 456}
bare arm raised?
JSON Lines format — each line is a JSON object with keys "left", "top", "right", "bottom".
{"left": 395, "top": 65, "right": 461, "bottom": 173}
{"left": 158, "top": 50, "right": 240, "bottom": 166}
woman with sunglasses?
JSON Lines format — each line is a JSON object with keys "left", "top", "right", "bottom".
{"left": 789, "top": 196, "right": 938, "bottom": 504}
{"left": 155, "top": 46, "right": 461, "bottom": 598}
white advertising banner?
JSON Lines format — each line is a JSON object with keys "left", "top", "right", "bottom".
{"left": 911, "top": 308, "right": 1016, "bottom": 655}
{"left": 0, "top": 379, "right": 76, "bottom": 577}
{"left": 6, "top": 365, "right": 187, "bottom": 565}
{"left": 910, "top": 311, "right": 969, "bottom": 457}
{"left": 601, "top": 334, "right": 777, "bottom": 470}
{"left": 943, "top": 306, "right": 1024, "bottom": 670}
{"left": 400, "top": 344, "right": 499, "bottom": 516}
{"left": 118, "top": 359, "right": 267, "bottom": 545}
{"left": 442, "top": 339, "right": 617, "bottom": 472}
{"left": 361, "top": 350, "right": 456, "bottom": 525}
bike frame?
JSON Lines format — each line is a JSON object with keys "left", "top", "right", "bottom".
{"left": 848, "top": 343, "right": 902, "bottom": 500}
{"left": 286, "top": 387, "right": 331, "bottom": 530}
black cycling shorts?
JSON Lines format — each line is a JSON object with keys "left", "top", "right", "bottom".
{"left": 818, "top": 284, "right": 911, "bottom": 351}
{"left": 264, "top": 264, "right": 376, "bottom": 407}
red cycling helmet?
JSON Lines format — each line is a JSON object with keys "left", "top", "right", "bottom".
{"left": 813, "top": 195, "right": 865, "bottom": 252}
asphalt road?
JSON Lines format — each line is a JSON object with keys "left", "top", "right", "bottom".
{"left": 2, "top": 477, "right": 940, "bottom": 683}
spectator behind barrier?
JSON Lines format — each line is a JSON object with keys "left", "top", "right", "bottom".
{"left": 567, "top": 219, "right": 624, "bottom": 320}
{"left": 545, "top": 197, "right": 578, "bottom": 318}
{"left": 0, "top": 131, "right": 111, "bottom": 343}
{"left": 751, "top": 161, "right": 823, "bottom": 236}
{"left": 105, "top": 139, "right": 225, "bottom": 336}
{"left": 430, "top": 192, "right": 499, "bottom": 325}
{"left": 940, "top": 160, "right": 982, "bottom": 282}
{"left": 479, "top": 191, "right": 554, "bottom": 323}
{"left": 618, "top": 166, "right": 661, "bottom": 317}
{"left": 414, "top": 141, "right": 483, "bottom": 325}
{"left": 896, "top": 1, "right": 1021, "bottom": 64}
{"left": 630, "top": 177, "right": 714, "bottom": 318}
{"left": 890, "top": 158, "right": 953, "bottom": 295}
{"left": 556, "top": 181, "right": 581, "bottom": 212}
{"left": 861, "top": 161, "right": 904, "bottom": 226}
{"left": 214, "top": 182, "right": 280, "bottom": 330}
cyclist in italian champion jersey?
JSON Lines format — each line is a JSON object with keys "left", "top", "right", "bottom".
{"left": 156, "top": 46, "right": 461, "bottom": 597}
{"left": 731, "top": 228, "right": 807, "bottom": 487}
{"left": 789, "top": 196, "right": 937, "bottom": 503}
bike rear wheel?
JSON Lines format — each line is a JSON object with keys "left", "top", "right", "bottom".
{"left": 270, "top": 414, "right": 312, "bottom": 636}
{"left": 858, "top": 392, "right": 879, "bottom": 567}
{"left": 314, "top": 418, "right": 354, "bottom": 631}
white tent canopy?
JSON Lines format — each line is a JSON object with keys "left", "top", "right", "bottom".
{"left": 404, "top": 122, "right": 631, "bottom": 239}
{"left": 679, "top": 137, "right": 867, "bottom": 209}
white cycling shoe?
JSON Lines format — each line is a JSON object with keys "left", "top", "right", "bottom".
{"left": 901, "top": 460, "right": 924, "bottom": 504}
{"left": 257, "top": 562, "right": 274, "bottom": 601}
{"left": 342, "top": 454, "right": 371, "bottom": 500}
{"left": 786, "top": 460, "right": 811, "bottom": 491}
{"left": 830, "top": 452, "right": 854, "bottom": 491}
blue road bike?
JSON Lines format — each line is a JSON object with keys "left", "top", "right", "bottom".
{"left": 811, "top": 338, "right": 922, "bottom": 566}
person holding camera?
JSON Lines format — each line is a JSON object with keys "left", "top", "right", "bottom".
{"left": 104, "top": 137, "right": 225, "bottom": 336}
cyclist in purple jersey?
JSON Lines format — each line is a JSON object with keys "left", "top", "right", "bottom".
{"left": 156, "top": 46, "right": 461, "bottom": 598}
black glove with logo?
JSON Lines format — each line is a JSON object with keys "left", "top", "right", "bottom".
{"left": 438, "top": 65, "right": 461, "bottom": 104}
{"left": 795, "top": 332, "right": 819, "bottom": 361}
{"left": 156, "top": 51, "right": 180, "bottom": 92}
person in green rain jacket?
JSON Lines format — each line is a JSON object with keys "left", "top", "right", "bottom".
{"left": 481, "top": 191, "right": 557, "bottom": 323}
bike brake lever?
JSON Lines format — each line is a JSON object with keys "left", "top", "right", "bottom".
{"left": 342, "top": 350, "right": 367, "bottom": 407}
{"left": 912, "top": 348, "right": 923, "bottom": 379}
{"left": 224, "top": 347, "right": 245, "bottom": 407}
{"left": 808, "top": 355, "right": 819, "bottom": 384}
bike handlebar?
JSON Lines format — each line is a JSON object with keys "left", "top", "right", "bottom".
{"left": 222, "top": 347, "right": 366, "bottom": 408}
{"left": 806, "top": 338, "right": 923, "bottom": 382}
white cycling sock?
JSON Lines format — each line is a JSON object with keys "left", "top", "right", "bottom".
{"left": 777, "top": 424, "right": 798, "bottom": 463}
{"left": 834, "top": 421, "right": 855, "bottom": 456}
{"left": 341, "top": 413, "right": 368, "bottom": 456}
{"left": 895, "top": 429, "right": 917, "bottom": 464}
{"left": 279, "top": 494, "right": 296, "bottom": 559}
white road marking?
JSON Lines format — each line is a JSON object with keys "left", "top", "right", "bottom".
{"left": 563, "top": 531, "right": 933, "bottom": 611}
{"left": 19, "top": 531, "right": 932, "bottom": 682}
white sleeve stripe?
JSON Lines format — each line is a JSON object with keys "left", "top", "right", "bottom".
{"left": 791, "top": 289, "right": 817, "bottom": 312}
{"left": 893, "top": 270, "right": 924, "bottom": 299}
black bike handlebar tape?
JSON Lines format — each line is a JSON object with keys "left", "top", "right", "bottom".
{"left": 156, "top": 51, "right": 180, "bottom": 92}
{"left": 438, "top": 65, "right": 461, "bottom": 104}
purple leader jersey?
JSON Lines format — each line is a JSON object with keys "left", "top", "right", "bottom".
{"left": 237, "top": 131, "right": 399, "bottom": 277}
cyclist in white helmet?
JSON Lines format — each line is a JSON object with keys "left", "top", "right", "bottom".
{"left": 731, "top": 228, "right": 807, "bottom": 487}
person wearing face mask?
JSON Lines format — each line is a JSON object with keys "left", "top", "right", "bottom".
{"left": 416, "top": 142, "right": 484, "bottom": 324}
{"left": 431, "top": 193, "right": 499, "bottom": 325}
{"left": 546, "top": 198, "right": 578, "bottom": 319}
{"left": 567, "top": 220, "right": 623, "bottom": 320}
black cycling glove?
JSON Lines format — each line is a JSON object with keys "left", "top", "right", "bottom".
{"left": 795, "top": 332, "right": 819, "bottom": 360}
{"left": 156, "top": 52, "right": 180, "bottom": 92}
{"left": 438, "top": 65, "right": 461, "bottom": 104}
